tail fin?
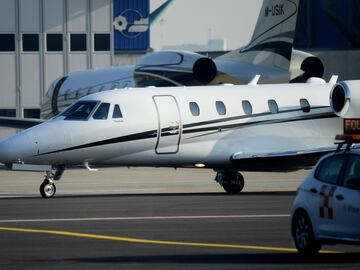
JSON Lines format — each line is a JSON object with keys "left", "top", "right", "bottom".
{"left": 219, "top": 0, "right": 299, "bottom": 70}
{"left": 150, "top": 0, "right": 176, "bottom": 25}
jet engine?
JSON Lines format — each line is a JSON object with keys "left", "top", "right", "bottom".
{"left": 290, "top": 50, "right": 324, "bottom": 83}
{"left": 134, "top": 51, "right": 217, "bottom": 87}
{"left": 330, "top": 81, "right": 360, "bottom": 118}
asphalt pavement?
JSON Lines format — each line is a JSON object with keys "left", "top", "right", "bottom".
{"left": 1, "top": 166, "right": 360, "bottom": 269}
{"left": 1, "top": 192, "right": 360, "bottom": 270}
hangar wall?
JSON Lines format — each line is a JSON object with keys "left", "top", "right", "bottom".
{"left": 0, "top": 0, "right": 113, "bottom": 119}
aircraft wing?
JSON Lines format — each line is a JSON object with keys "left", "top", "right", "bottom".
{"left": 230, "top": 147, "right": 337, "bottom": 172}
{"left": 0, "top": 117, "right": 44, "bottom": 129}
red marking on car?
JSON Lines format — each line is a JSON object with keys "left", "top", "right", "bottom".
{"left": 319, "top": 185, "right": 337, "bottom": 219}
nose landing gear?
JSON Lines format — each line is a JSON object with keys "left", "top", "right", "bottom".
{"left": 40, "top": 165, "right": 65, "bottom": 198}
{"left": 40, "top": 179, "right": 56, "bottom": 198}
{"left": 215, "top": 171, "right": 245, "bottom": 194}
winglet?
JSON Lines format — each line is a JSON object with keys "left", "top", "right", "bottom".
{"left": 248, "top": 75, "right": 260, "bottom": 85}
{"left": 329, "top": 75, "right": 339, "bottom": 84}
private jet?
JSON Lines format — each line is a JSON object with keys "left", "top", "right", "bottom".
{"left": 0, "top": 76, "right": 355, "bottom": 198}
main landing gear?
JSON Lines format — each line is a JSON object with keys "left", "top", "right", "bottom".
{"left": 40, "top": 165, "right": 65, "bottom": 198}
{"left": 215, "top": 171, "right": 245, "bottom": 194}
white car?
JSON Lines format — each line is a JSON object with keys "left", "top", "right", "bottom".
{"left": 291, "top": 149, "right": 360, "bottom": 255}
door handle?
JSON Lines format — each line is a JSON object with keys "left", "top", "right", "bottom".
{"left": 336, "top": 194, "right": 344, "bottom": 200}
{"left": 310, "top": 188, "right": 317, "bottom": 194}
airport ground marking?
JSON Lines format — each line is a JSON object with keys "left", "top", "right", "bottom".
{"left": 0, "top": 214, "right": 290, "bottom": 223}
{"left": 0, "top": 226, "right": 339, "bottom": 254}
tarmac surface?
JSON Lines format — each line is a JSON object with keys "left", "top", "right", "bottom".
{"left": 1, "top": 166, "right": 360, "bottom": 269}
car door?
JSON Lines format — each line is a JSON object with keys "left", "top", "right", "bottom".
{"left": 334, "top": 154, "right": 360, "bottom": 240}
{"left": 312, "top": 154, "right": 347, "bottom": 237}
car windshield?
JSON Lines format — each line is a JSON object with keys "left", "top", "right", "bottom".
{"left": 61, "top": 101, "right": 98, "bottom": 120}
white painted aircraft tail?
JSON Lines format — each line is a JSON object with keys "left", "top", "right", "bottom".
{"left": 219, "top": 0, "right": 299, "bottom": 70}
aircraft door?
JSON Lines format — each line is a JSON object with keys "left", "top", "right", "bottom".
{"left": 153, "top": 96, "right": 181, "bottom": 154}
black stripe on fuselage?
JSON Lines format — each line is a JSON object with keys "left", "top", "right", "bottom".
{"left": 36, "top": 107, "right": 336, "bottom": 156}
{"left": 36, "top": 130, "right": 158, "bottom": 156}
{"left": 184, "top": 111, "right": 337, "bottom": 139}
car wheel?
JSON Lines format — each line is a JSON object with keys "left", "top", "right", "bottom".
{"left": 292, "top": 210, "right": 321, "bottom": 255}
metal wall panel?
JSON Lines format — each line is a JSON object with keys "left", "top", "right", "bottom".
{"left": 0, "top": 54, "right": 16, "bottom": 107}
{"left": 113, "top": 0, "right": 150, "bottom": 51}
{"left": 44, "top": 0, "right": 64, "bottom": 32}
{"left": 20, "top": 0, "right": 40, "bottom": 32}
{"left": 295, "top": 0, "right": 360, "bottom": 49}
{"left": 44, "top": 54, "right": 64, "bottom": 94}
{"left": 91, "top": 0, "right": 111, "bottom": 32}
{"left": 0, "top": 0, "right": 15, "bottom": 31}
{"left": 68, "top": 0, "right": 87, "bottom": 32}
{"left": 21, "top": 54, "right": 40, "bottom": 107}
{"left": 68, "top": 54, "right": 87, "bottom": 72}
{"left": 92, "top": 53, "right": 111, "bottom": 69}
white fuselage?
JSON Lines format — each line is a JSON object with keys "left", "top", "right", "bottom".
{"left": 0, "top": 82, "right": 342, "bottom": 171}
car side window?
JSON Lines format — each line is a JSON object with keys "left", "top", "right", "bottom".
{"left": 343, "top": 155, "right": 360, "bottom": 188}
{"left": 315, "top": 155, "right": 346, "bottom": 185}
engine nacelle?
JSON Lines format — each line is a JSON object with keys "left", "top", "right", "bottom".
{"left": 330, "top": 81, "right": 360, "bottom": 118}
{"left": 290, "top": 50, "right": 324, "bottom": 83}
{"left": 134, "top": 51, "right": 217, "bottom": 86}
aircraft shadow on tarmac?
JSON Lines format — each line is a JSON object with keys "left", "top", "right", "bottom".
{"left": 42, "top": 253, "right": 360, "bottom": 265}
{"left": 0, "top": 191, "right": 297, "bottom": 200}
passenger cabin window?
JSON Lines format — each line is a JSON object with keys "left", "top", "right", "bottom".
{"left": 216, "top": 101, "right": 226, "bottom": 115}
{"left": 300, "top": 99, "right": 310, "bottom": 113}
{"left": 268, "top": 99, "right": 279, "bottom": 114}
{"left": 315, "top": 155, "right": 346, "bottom": 185}
{"left": 242, "top": 100, "right": 252, "bottom": 115}
{"left": 93, "top": 103, "right": 110, "bottom": 120}
{"left": 189, "top": 102, "right": 200, "bottom": 116}
{"left": 62, "top": 101, "right": 98, "bottom": 120}
{"left": 112, "top": 104, "right": 123, "bottom": 119}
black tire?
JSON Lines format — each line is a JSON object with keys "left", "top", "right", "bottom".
{"left": 40, "top": 180, "right": 56, "bottom": 198}
{"left": 222, "top": 172, "right": 245, "bottom": 194}
{"left": 292, "top": 210, "right": 321, "bottom": 255}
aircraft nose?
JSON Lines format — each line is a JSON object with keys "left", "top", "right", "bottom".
{"left": 0, "top": 139, "right": 14, "bottom": 163}
{"left": 0, "top": 133, "right": 34, "bottom": 164}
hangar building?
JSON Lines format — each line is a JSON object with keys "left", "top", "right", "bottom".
{"left": 0, "top": 0, "right": 149, "bottom": 120}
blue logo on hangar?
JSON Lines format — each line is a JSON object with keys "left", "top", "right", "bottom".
{"left": 113, "top": 0, "right": 150, "bottom": 51}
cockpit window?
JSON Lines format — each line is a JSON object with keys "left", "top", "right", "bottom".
{"left": 62, "top": 101, "right": 98, "bottom": 120}
{"left": 112, "top": 104, "right": 123, "bottom": 119}
{"left": 93, "top": 103, "right": 110, "bottom": 120}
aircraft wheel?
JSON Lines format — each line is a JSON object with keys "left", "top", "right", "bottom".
{"left": 292, "top": 210, "right": 321, "bottom": 255}
{"left": 40, "top": 180, "right": 56, "bottom": 198}
{"left": 221, "top": 172, "right": 244, "bottom": 194}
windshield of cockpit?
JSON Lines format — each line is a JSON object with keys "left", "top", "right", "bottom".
{"left": 60, "top": 101, "right": 98, "bottom": 120}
